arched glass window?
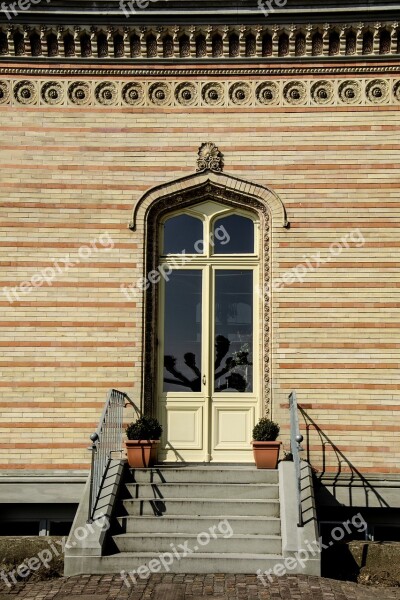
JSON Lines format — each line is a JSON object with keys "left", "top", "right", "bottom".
{"left": 162, "top": 214, "right": 203, "bottom": 254}
{"left": 213, "top": 214, "right": 254, "bottom": 254}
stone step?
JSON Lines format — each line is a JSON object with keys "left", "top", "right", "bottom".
{"left": 117, "top": 515, "right": 281, "bottom": 535}
{"left": 89, "top": 552, "right": 285, "bottom": 575}
{"left": 113, "top": 532, "right": 282, "bottom": 554}
{"left": 129, "top": 467, "right": 279, "bottom": 485}
{"left": 125, "top": 482, "right": 279, "bottom": 500}
{"left": 122, "top": 498, "right": 280, "bottom": 517}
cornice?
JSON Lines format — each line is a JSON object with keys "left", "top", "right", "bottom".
{"left": 1, "top": 64, "right": 400, "bottom": 77}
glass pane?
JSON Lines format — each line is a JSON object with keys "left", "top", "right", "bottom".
{"left": 213, "top": 215, "right": 254, "bottom": 254}
{"left": 214, "top": 270, "right": 253, "bottom": 393}
{"left": 163, "top": 270, "right": 202, "bottom": 392}
{"left": 163, "top": 215, "right": 203, "bottom": 254}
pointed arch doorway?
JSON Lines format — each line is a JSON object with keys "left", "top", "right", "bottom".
{"left": 130, "top": 167, "right": 287, "bottom": 463}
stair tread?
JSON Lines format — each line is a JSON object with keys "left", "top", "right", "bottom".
{"left": 118, "top": 514, "right": 280, "bottom": 520}
{"left": 108, "top": 551, "right": 284, "bottom": 559}
{"left": 113, "top": 532, "right": 281, "bottom": 539}
{"left": 130, "top": 467, "right": 278, "bottom": 471}
{"left": 126, "top": 483, "right": 279, "bottom": 487}
{"left": 123, "top": 497, "right": 279, "bottom": 502}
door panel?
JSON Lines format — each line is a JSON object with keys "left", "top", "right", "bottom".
{"left": 214, "top": 269, "right": 253, "bottom": 393}
{"left": 163, "top": 270, "right": 203, "bottom": 393}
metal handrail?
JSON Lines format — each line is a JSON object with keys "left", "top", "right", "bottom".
{"left": 289, "top": 390, "right": 304, "bottom": 527}
{"left": 87, "top": 388, "right": 125, "bottom": 523}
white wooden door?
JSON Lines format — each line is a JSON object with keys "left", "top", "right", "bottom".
{"left": 156, "top": 202, "right": 261, "bottom": 463}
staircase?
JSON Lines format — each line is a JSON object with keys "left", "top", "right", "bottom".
{"left": 99, "top": 464, "right": 284, "bottom": 574}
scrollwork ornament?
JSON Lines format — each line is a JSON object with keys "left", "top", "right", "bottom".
{"left": 202, "top": 82, "right": 224, "bottom": 106}
{"left": 14, "top": 80, "right": 37, "bottom": 105}
{"left": 175, "top": 82, "right": 198, "bottom": 106}
{"left": 0, "top": 80, "right": 10, "bottom": 105}
{"left": 366, "top": 79, "right": 389, "bottom": 104}
{"left": 283, "top": 80, "right": 307, "bottom": 105}
{"left": 196, "top": 142, "right": 224, "bottom": 172}
{"left": 338, "top": 79, "right": 362, "bottom": 104}
{"left": 95, "top": 81, "right": 118, "bottom": 105}
{"left": 229, "top": 81, "right": 252, "bottom": 105}
{"left": 122, "top": 82, "right": 145, "bottom": 106}
{"left": 41, "top": 81, "right": 64, "bottom": 105}
{"left": 394, "top": 81, "right": 400, "bottom": 103}
{"left": 68, "top": 80, "right": 91, "bottom": 105}
{"left": 311, "top": 80, "right": 335, "bottom": 105}
{"left": 148, "top": 81, "right": 172, "bottom": 106}
{"left": 256, "top": 81, "right": 279, "bottom": 105}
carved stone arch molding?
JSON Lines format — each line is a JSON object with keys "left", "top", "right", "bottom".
{"left": 129, "top": 169, "right": 288, "bottom": 417}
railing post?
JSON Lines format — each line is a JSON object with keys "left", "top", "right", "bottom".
{"left": 289, "top": 390, "right": 304, "bottom": 527}
{"left": 87, "top": 432, "right": 99, "bottom": 523}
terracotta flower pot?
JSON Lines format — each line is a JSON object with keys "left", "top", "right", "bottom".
{"left": 252, "top": 441, "right": 282, "bottom": 469}
{"left": 125, "top": 440, "right": 160, "bottom": 468}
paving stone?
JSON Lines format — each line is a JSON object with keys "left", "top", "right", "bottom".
{"left": 1, "top": 574, "right": 400, "bottom": 600}
{"left": 151, "top": 583, "right": 185, "bottom": 600}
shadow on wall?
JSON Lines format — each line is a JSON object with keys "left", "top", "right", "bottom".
{"left": 298, "top": 407, "right": 391, "bottom": 509}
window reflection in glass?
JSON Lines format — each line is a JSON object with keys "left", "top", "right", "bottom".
{"left": 163, "top": 214, "right": 203, "bottom": 255}
{"left": 214, "top": 270, "right": 253, "bottom": 393}
{"left": 213, "top": 215, "right": 254, "bottom": 254}
{"left": 163, "top": 270, "right": 202, "bottom": 392}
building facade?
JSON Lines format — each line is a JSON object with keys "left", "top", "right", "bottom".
{"left": 0, "top": 0, "right": 399, "bottom": 537}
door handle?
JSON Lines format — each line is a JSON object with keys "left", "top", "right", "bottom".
{"left": 202, "top": 375, "right": 206, "bottom": 386}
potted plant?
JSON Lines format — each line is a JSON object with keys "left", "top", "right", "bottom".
{"left": 125, "top": 416, "right": 163, "bottom": 468}
{"left": 251, "top": 418, "right": 281, "bottom": 469}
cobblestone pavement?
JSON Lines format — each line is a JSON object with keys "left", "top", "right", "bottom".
{"left": 1, "top": 574, "right": 400, "bottom": 600}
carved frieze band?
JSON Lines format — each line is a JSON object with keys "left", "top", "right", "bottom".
{"left": 1, "top": 77, "right": 400, "bottom": 107}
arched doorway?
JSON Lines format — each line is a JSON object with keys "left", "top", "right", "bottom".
{"left": 130, "top": 166, "right": 287, "bottom": 462}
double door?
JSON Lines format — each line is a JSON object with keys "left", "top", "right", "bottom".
{"left": 158, "top": 265, "right": 259, "bottom": 462}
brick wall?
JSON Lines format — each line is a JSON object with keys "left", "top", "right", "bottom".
{"left": 0, "top": 74, "right": 399, "bottom": 474}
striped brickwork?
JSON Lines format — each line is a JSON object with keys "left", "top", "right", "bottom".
{"left": 0, "top": 65, "right": 399, "bottom": 474}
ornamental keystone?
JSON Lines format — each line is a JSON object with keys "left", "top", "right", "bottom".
{"left": 196, "top": 142, "right": 224, "bottom": 173}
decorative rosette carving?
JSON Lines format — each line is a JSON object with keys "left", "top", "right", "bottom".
{"left": 68, "top": 81, "right": 91, "bottom": 105}
{"left": 14, "top": 80, "right": 37, "bottom": 105}
{"left": 95, "top": 81, "right": 118, "bottom": 105}
{"left": 338, "top": 80, "right": 362, "bottom": 104}
{"left": 283, "top": 80, "right": 307, "bottom": 105}
{"left": 148, "top": 82, "right": 172, "bottom": 106}
{"left": 0, "top": 80, "right": 10, "bottom": 105}
{"left": 366, "top": 79, "right": 389, "bottom": 104}
{"left": 229, "top": 82, "right": 252, "bottom": 105}
{"left": 175, "top": 82, "right": 198, "bottom": 106}
{"left": 311, "top": 80, "right": 335, "bottom": 105}
{"left": 256, "top": 81, "right": 279, "bottom": 105}
{"left": 202, "top": 82, "right": 224, "bottom": 106}
{"left": 41, "top": 81, "right": 64, "bottom": 105}
{"left": 122, "top": 82, "right": 145, "bottom": 106}
{"left": 196, "top": 142, "right": 223, "bottom": 172}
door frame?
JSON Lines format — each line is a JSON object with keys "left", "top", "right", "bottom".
{"left": 137, "top": 172, "right": 284, "bottom": 423}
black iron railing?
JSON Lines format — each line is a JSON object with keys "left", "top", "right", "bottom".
{"left": 289, "top": 390, "right": 304, "bottom": 527}
{"left": 87, "top": 388, "right": 125, "bottom": 523}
